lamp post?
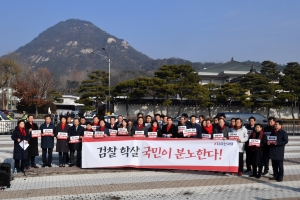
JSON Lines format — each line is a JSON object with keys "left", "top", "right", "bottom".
{"left": 102, "top": 48, "right": 111, "bottom": 115}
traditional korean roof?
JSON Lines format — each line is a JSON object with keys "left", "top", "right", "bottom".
{"left": 198, "top": 58, "right": 262, "bottom": 77}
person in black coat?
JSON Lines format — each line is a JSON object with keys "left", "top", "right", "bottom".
{"left": 245, "top": 116, "right": 256, "bottom": 173}
{"left": 177, "top": 116, "right": 190, "bottom": 138}
{"left": 106, "top": 116, "right": 118, "bottom": 130}
{"left": 131, "top": 117, "right": 148, "bottom": 137}
{"left": 262, "top": 116, "right": 276, "bottom": 175}
{"left": 40, "top": 115, "right": 55, "bottom": 167}
{"left": 248, "top": 124, "right": 267, "bottom": 179}
{"left": 189, "top": 115, "right": 202, "bottom": 138}
{"left": 25, "top": 115, "right": 39, "bottom": 169}
{"left": 96, "top": 119, "right": 110, "bottom": 136}
{"left": 11, "top": 120, "right": 30, "bottom": 172}
{"left": 68, "top": 118, "right": 84, "bottom": 167}
{"left": 213, "top": 118, "right": 230, "bottom": 139}
{"left": 148, "top": 120, "right": 162, "bottom": 137}
{"left": 268, "top": 120, "right": 288, "bottom": 182}
{"left": 54, "top": 116, "right": 70, "bottom": 167}
{"left": 161, "top": 117, "right": 177, "bottom": 138}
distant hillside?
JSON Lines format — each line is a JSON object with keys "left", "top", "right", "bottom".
{"left": 3, "top": 18, "right": 285, "bottom": 87}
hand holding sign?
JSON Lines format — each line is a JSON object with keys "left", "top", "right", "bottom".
{"left": 94, "top": 131, "right": 105, "bottom": 138}
{"left": 32, "top": 130, "right": 41, "bottom": 138}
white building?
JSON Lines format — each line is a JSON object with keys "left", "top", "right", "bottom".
{"left": 198, "top": 58, "right": 262, "bottom": 85}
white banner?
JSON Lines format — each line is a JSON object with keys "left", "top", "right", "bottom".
{"left": 82, "top": 138, "right": 239, "bottom": 172}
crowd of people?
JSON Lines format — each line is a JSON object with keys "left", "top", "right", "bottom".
{"left": 11, "top": 113, "right": 288, "bottom": 182}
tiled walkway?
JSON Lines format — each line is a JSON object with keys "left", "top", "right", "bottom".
{"left": 1, "top": 135, "right": 299, "bottom": 200}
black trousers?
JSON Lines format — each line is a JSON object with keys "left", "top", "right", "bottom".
{"left": 272, "top": 159, "right": 284, "bottom": 180}
{"left": 246, "top": 149, "right": 252, "bottom": 171}
{"left": 70, "top": 150, "right": 81, "bottom": 166}
{"left": 42, "top": 148, "right": 53, "bottom": 165}
{"left": 239, "top": 152, "right": 244, "bottom": 173}
{"left": 263, "top": 149, "right": 269, "bottom": 172}
{"left": 27, "top": 156, "right": 36, "bottom": 167}
{"left": 253, "top": 166, "right": 263, "bottom": 176}
{"left": 58, "top": 152, "right": 68, "bottom": 165}
{"left": 15, "top": 159, "right": 26, "bottom": 171}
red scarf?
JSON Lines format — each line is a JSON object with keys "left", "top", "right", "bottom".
{"left": 93, "top": 123, "right": 99, "bottom": 126}
{"left": 138, "top": 124, "right": 143, "bottom": 130}
{"left": 219, "top": 126, "right": 226, "bottom": 133}
{"left": 99, "top": 126, "right": 105, "bottom": 131}
{"left": 151, "top": 126, "right": 158, "bottom": 132}
{"left": 167, "top": 125, "right": 172, "bottom": 132}
{"left": 61, "top": 123, "right": 66, "bottom": 130}
{"left": 204, "top": 125, "right": 213, "bottom": 134}
{"left": 19, "top": 127, "right": 26, "bottom": 137}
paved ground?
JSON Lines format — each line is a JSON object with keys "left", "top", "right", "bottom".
{"left": 0, "top": 135, "right": 300, "bottom": 200}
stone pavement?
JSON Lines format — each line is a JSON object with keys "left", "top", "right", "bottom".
{"left": 0, "top": 135, "right": 300, "bottom": 200}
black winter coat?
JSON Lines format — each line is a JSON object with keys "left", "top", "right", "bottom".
{"left": 161, "top": 124, "right": 177, "bottom": 138}
{"left": 148, "top": 126, "right": 162, "bottom": 137}
{"left": 54, "top": 123, "right": 70, "bottom": 153}
{"left": 68, "top": 125, "right": 84, "bottom": 151}
{"left": 213, "top": 126, "right": 230, "bottom": 139}
{"left": 25, "top": 122, "right": 39, "bottom": 157}
{"left": 40, "top": 123, "right": 56, "bottom": 149}
{"left": 189, "top": 123, "right": 202, "bottom": 138}
{"left": 248, "top": 131, "right": 267, "bottom": 166}
{"left": 131, "top": 125, "right": 148, "bottom": 137}
{"left": 11, "top": 126, "right": 30, "bottom": 160}
{"left": 269, "top": 129, "right": 288, "bottom": 161}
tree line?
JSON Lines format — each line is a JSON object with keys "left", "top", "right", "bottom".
{"left": 76, "top": 61, "right": 300, "bottom": 119}
{"left": 1, "top": 57, "right": 300, "bottom": 119}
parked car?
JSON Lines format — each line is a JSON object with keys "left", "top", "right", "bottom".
{"left": 0, "top": 111, "right": 13, "bottom": 134}
{"left": 0, "top": 109, "right": 9, "bottom": 115}
{"left": 215, "top": 112, "right": 268, "bottom": 125}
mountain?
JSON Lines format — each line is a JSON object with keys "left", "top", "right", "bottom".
{"left": 7, "top": 19, "right": 284, "bottom": 83}
{"left": 14, "top": 19, "right": 154, "bottom": 75}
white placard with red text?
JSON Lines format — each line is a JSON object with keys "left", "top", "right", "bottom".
{"left": 94, "top": 131, "right": 105, "bottom": 138}
{"left": 109, "top": 129, "right": 117, "bottom": 137}
{"left": 228, "top": 132, "right": 239, "bottom": 140}
{"left": 31, "top": 130, "right": 41, "bottom": 138}
{"left": 57, "top": 132, "right": 68, "bottom": 140}
{"left": 69, "top": 136, "right": 80, "bottom": 143}
{"left": 249, "top": 139, "right": 260, "bottom": 147}
{"left": 84, "top": 131, "right": 94, "bottom": 138}
{"left": 202, "top": 134, "right": 211, "bottom": 140}
{"left": 148, "top": 132, "right": 157, "bottom": 138}
{"left": 135, "top": 131, "right": 145, "bottom": 137}
{"left": 267, "top": 136, "right": 277, "bottom": 144}
{"left": 213, "top": 133, "right": 224, "bottom": 140}
{"left": 178, "top": 126, "right": 186, "bottom": 133}
{"left": 82, "top": 138, "right": 239, "bottom": 172}
{"left": 118, "top": 128, "right": 128, "bottom": 135}
{"left": 43, "top": 129, "right": 53, "bottom": 136}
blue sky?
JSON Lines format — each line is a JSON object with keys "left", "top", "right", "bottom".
{"left": 0, "top": 0, "right": 299, "bottom": 64}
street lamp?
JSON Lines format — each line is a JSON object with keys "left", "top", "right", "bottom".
{"left": 90, "top": 48, "right": 111, "bottom": 115}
